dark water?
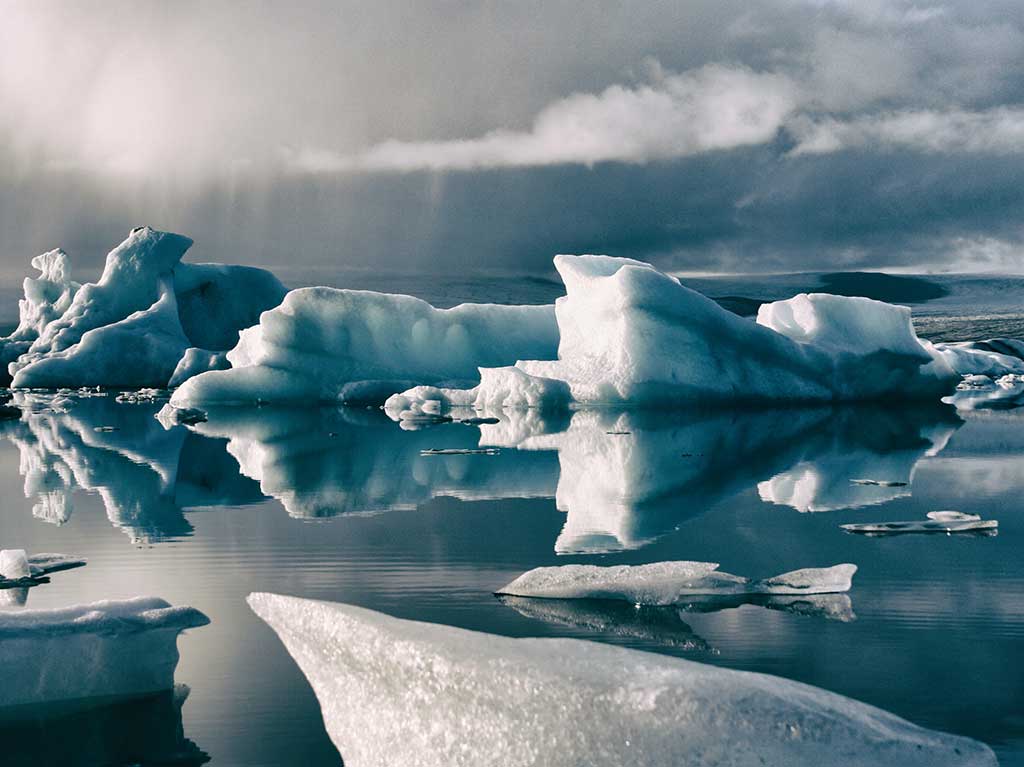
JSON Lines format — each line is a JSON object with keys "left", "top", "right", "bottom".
{"left": 1, "top": 393, "right": 1022, "bottom": 766}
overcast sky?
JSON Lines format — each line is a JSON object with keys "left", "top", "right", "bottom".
{"left": 2, "top": 0, "right": 1024, "bottom": 274}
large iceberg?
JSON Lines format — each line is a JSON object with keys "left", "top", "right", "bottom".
{"left": 249, "top": 592, "right": 995, "bottom": 767}
{"left": 0, "top": 596, "right": 208, "bottom": 709}
{"left": 497, "top": 561, "right": 856, "bottom": 605}
{"left": 170, "top": 286, "right": 558, "bottom": 406}
{"left": 387, "top": 255, "right": 960, "bottom": 410}
{"left": 2, "top": 227, "right": 286, "bottom": 389}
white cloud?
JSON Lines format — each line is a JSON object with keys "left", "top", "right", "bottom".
{"left": 789, "top": 108, "right": 1024, "bottom": 155}
{"left": 290, "top": 65, "right": 799, "bottom": 173}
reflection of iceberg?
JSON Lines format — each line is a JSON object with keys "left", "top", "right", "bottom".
{"left": 481, "top": 405, "right": 958, "bottom": 552}
{"left": 499, "top": 594, "right": 855, "bottom": 648}
{"left": 189, "top": 406, "right": 559, "bottom": 519}
{"left": 497, "top": 561, "right": 856, "bottom": 603}
{"left": 1, "top": 395, "right": 262, "bottom": 543}
{"left": 497, "top": 596, "right": 715, "bottom": 651}
{"left": 250, "top": 592, "right": 995, "bottom": 767}
{"left": 0, "top": 597, "right": 208, "bottom": 709}
{"left": 0, "top": 684, "right": 209, "bottom": 767}
{"left": 755, "top": 405, "right": 958, "bottom": 512}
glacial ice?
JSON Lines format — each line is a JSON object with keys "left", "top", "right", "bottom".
{"left": 3, "top": 227, "right": 285, "bottom": 389}
{"left": 170, "top": 286, "right": 558, "bottom": 406}
{"left": 0, "top": 549, "right": 86, "bottom": 582}
{"left": 0, "top": 549, "right": 30, "bottom": 580}
{"left": 168, "top": 348, "right": 230, "bottom": 388}
{"left": 389, "top": 255, "right": 965, "bottom": 411}
{"left": 249, "top": 592, "right": 996, "bottom": 767}
{"left": 0, "top": 596, "right": 208, "bottom": 708}
{"left": 497, "top": 561, "right": 856, "bottom": 605}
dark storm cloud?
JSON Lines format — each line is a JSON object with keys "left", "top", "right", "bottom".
{"left": 2, "top": 0, "right": 1024, "bottom": 274}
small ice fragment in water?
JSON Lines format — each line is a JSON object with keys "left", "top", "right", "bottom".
{"left": 497, "top": 561, "right": 856, "bottom": 605}
{"left": 420, "top": 448, "right": 500, "bottom": 456}
{"left": 842, "top": 512, "right": 997, "bottom": 535}
{"left": 850, "top": 478, "right": 908, "bottom": 487}
{"left": 926, "top": 511, "right": 981, "bottom": 522}
{"left": 93, "top": 425, "right": 119, "bottom": 432}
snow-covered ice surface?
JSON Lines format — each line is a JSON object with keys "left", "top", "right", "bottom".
{"left": 498, "top": 561, "right": 856, "bottom": 604}
{"left": 249, "top": 592, "right": 996, "bottom": 767}
{"left": 0, "top": 596, "right": 208, "bottom": 708}
{"left": 0, "top": 227, "right": 285, "bottom": 389}
{"left": 170, "top": 287, "right": 558, "bottom": 406}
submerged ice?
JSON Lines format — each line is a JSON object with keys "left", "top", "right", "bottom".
{"left": 249, "top": 592, "right": 996, "bottom": 767}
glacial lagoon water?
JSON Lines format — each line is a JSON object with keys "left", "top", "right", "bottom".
{"left": 1, "top": 271, "right": 1023, "bottom": 766}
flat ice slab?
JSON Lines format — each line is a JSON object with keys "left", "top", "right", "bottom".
{"left": 842, "top": 513, "right": 997, "bottom": 535}
{"left": 249, "top": 592, "right": 995, "bottom": 767}
{"left": 0, "top": 596, "right": 208, "bottom": 708}
{"left": 497, "top": 561, "right": 856, "bottom": 605}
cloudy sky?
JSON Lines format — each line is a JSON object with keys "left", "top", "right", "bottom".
{"left": 2, "top": 0, "right": 1024, "bottom": 274}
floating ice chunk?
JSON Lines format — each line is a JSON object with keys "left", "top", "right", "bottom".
{"left": 926, "top": 510, "right": 981, "bottom": 522}
{"left": 249, "top": 592, "right": 996, "bottom": 767}
{"left": 385, "top": 366, "right": 572, "bottom": 420}
{"left": 171, "top": 287, "right": 558, "bottom": 406}
{"left": 850, "top": 478, "right": 908, "bottom": 487}
{"left": 0, "top": 549, "right": 30, "bottom": 580}
{"left": 0, "top": 596, "right": 208, "bottom": 708}
{"left": 115, "top": 387, "right": 168, "bottom": 404}
{"left": 168, "top": 348, "right": 230, "bottom": 387}
{"left": 497, "top": 561, "right": 856, "bottom": 605}
{"left": 842, "top": 513, "right": 997, "bottom": 535}
{"left": 26, "top": 552, "right": 87, "bottom": 576}
{"left": 928, "top": 339, "right": 1024, "bottom": 378}
{"left": 956, "top": 374, "right": 995, "bottom": 391}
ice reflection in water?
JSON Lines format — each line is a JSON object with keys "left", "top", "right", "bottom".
{"left": 4, "top": 394, "right": 1023, "bottom": 764}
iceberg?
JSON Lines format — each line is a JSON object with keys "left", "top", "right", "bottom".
{"left": 0, "top": 549, "right": 85, "bottom": 584}
{"left": 4, "top": 227, "right": 285, "bottom": 389}
{"left": 249, "top": 592, "right": 996, "bottom": 767}
{"left": 497, "top": 561, "right": 856, "bottom": 605}
{"left": 170, "top": 286, "right": 558, "bottom": 406}
{"left": 0, "top": 596, "right": 208, "bottom": 709}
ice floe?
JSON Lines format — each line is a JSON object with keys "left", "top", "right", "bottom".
{"left": 0, "top": 596, "right": 208, "bottom": 708}
{"left": 249, "top": 592, "right": 996, "bottom": 767}
{"left": 842, "top": 511, "right": 998, "bottom": 536}
{"left": 497, "top": 561, "right": 855, "bottom": 605}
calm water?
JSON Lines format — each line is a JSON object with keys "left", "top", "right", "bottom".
{"left": 1, "top": 271, "right": 1023, "bottom": 766}
{"left": 0, "top": 395, "right": 1022, "bottom": 765}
